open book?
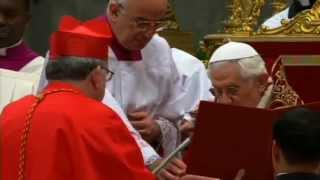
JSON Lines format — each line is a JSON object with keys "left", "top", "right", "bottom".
{"left": 185, "top": 101, "right": 320, "bottom": 180}
{"left": 0, "top": 68, "right": 42, "bottom": 112}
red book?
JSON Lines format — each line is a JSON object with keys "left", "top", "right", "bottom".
{"left": 185, "top": 101, "right": 320, "bottom": 180}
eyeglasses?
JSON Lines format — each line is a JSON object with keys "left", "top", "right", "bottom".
{"left": 117, "top": 3, "right": 166, "bottom": 32}
{"left": 210, "top": 86, "right": 239, "bottom": 103}
{"left": 132, "top": 18, "right": 166, "bottom": 32}
{"left": 209, "top": 88, "right": 215, "bottom": 96}
{"left": 100, "top": 66, "right": 114, "bottom": 81}
{"left": 105, "top": 70, "right": 114, "bottom": 81}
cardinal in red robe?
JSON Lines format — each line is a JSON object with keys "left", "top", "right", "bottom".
{"left": 1, "top": 16, "right": 155, "bottom": 180}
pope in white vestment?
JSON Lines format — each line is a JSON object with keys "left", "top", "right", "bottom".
{"left": 208, "top": 42, "right": 302, "bottom": 109}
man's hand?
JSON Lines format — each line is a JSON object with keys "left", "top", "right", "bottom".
{"left": 128, "top": 111, "right": 161, "bottom": 143}
{"left": 233, "top": 169, "right": 245, "bottom": 180}
{"left": 155, "top": 158, "right": 187, "bottom": 180}
{"left": 179, "top": 168, "right": 245, "bottom": 180}
{"left": 179, "top": 120, "right": 194, "bottom": 139}
{"left": 180, "top": 175, "right": 220, "bottom": 180}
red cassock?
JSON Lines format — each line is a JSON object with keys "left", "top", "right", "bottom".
{"left": 1, "top": 82, "right": 155, "bottom": 180}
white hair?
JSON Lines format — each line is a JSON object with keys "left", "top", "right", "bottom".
{"left": 209, "top": 55, "right": 268, "bottom": 80}
{"left": 108, "top": 0, "right": 128, "bottom": 4}
{"left": 107, "top": 0, "right": 128, "bottom": 10}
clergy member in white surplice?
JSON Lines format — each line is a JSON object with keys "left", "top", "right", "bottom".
{"left": 0, "top": 0, "right": 45, "bottom": 112}
{"left": 171, "top": 48, "right": 214, "bottom": 137}
{"left": 0, "top": 69, "right": 43, "bottom": 112}
{"left": 98, "top": 0, "right": 201, "bottom": 164}
{"left": 262, "top": 0, "right": 316, "bottom": 29}
{"left": 101, "top": 31, "right": 183, "bottom": 160}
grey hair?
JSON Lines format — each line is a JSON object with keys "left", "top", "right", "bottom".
{"left": 46, "top": 57, "right": 107, "bottom": 81}
{"left": 111, "top": 0, "right": 128, "bottom": 4}
{"left": 107, "top": 0, "right": 128, "bottom": 12}
{"left": 209, "top": 55, "right": 268, "bottom": 80}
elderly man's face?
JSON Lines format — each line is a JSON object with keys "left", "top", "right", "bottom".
{"left": 209, "top": 62, "right": 266, "bottom": 108}
{"left": 108, "top": 0, "right": 167, "bottom": 50}
{"left": 0, "top": 0, "right": 30, "bottom": 48}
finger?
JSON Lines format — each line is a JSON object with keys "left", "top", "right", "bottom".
{"left": 130, "top": 121, "right": 147, "bottom": 130}
{"left": 179, "top": 124, "right": 187, "bottom": 131}
{"left": 179, "top": 121, "right": 188, "bottom": 127}
{"left": 171, "top": 158, "right": 187, "bottom": 171}
{"left": 129, "top": 114, "right": 151, "bottom": 122}
{"left": 178, "top": 122, "right": 186, "bottom": 130}
{"left": 234, "top": 169, "right": 245, "bottom": 180}
{"left": 128, "top": 111, "right": 149, "bottom": 119}
{"left": 159, "top": 169, "right": 179, "bottom": 180}
{"left": 181, "top": 175, "right": 221, "bottom": 180}
{"left": 179, "top": 122, "right": 194, "bottom": 132}
{"left": 165, "top": 163, "right": 185, "bottom": 177}
{"left": 138, "top": 129, "right": 149, "bottom": 135}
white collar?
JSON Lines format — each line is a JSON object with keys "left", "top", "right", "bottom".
{"left": 257, "top": 77, "right": 274, "bottom": 109}
{"left": 0, "top": 40, "right": 23, "bottom": 56}
{"left": 277, "top": 173, "right": 289, "bottom": 176}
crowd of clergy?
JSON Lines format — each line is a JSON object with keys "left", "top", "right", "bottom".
{"left": 1, "top": 0, "right": 320, "bottom": 179}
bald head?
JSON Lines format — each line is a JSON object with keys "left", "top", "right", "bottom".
{"left": 128, "top": 0, "right": 167, "bottom": 15}
{"left": 109, "top": 0, "right": 167, "bottom": 17}
{"left": 110, "top": 0, "right": 167, "bottom": 6}
{"left": 107, "top": 0, "right": 167, "bottom": 50}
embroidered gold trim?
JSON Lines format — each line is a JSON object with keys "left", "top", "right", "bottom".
{"left": 18, "top": 89, "right": 78, "bottom": 180}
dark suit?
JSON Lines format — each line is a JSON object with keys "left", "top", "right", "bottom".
{"left": 277, "top": 173, "right": 320, "bottom": 180}
{"left": 288, "top": 0, "right": 316, "bottom": 18}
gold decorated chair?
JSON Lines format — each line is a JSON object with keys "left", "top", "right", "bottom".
{"left": 157, "top": 0, "right": 195, "bottom": 55}
{"left": 268, "top": 57, "right": 303, "bottom": 108}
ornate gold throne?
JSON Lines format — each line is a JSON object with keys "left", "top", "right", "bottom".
{"left": 158, "top": 0, "right": 195, "bottom": 54}
{"left": 205, "top": 0, "right": 320, "bottom": 53}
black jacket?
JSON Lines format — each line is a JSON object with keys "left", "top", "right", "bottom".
{"left": 289, "top": 0, "right": 317, "bottom": 18}
{"left": 277, "top": 173, "right": 320, "bottom": 180}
